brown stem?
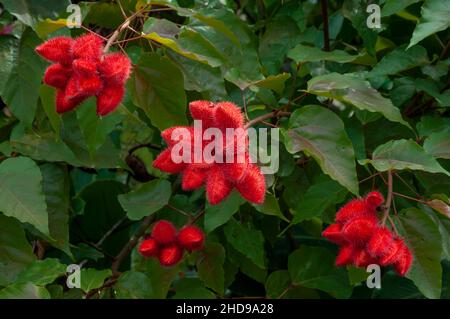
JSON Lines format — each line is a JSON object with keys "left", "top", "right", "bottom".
{"left": 440, "top": 40, "right": 450, "bottom": 60}
{"left": 392, "top": 191, "right": 427, "bottom": 204}
{"left": 244, "top": 111, "right": 291, "bottom": 130}
{"left": 381, "top": 170, "right": 393, "bottom": 226}
{"left": 111, "top": 214, "right": 156, "bottom": 275}
{"left": 320, "top": 0, "right": 330, "bottom": 51}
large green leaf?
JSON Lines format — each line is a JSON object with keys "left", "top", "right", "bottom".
{"left": 173, "top": 278, "right": 216, "bottom": 299}
{"left": 0, "top": 283, "right": 50, "bottom": 299}
{"left": 1, "top": 28, "right": 47, "bottom": 126}
{"left": 288, "top": 246, "right": 352, "bottom": 298}
{"left": 381, "top": 0, "right": 422, "bottom": 17}
{"left": 284, "top": 105, "right": 359, "bottom": 195}
{"left": 40, "top": 163, "right": 71, "bottom": 255}
{"left": 114, "top": 271, "right": 154, "bottom": 299}
{"left": 408, "top": 0, "right": 450, "bottom": 48}
{"left": 0, "top": 214, "right": 36, "bottom": 286}
{"left": 204, "top": 191, "right": 244, "bottom": 233}
{"left": 0, "top": 0, "right": 70, "bottom": 27}
{"left": 196, "top": 242, "right": 225, "bottom": 296}
{"left": 15, "top": 258, "right": 66, "bottom": 286}
{"left": 224, "top": 219, "right": 265, "bottom": 269}
{"left": 423, "top": 132, "right": 450, "bottom": 159}
{"left": 254, "top": 193, "right": 288, "bottom": 222}
{"left": 80, "top": 268, "right": 112, "bottom": 293}
{"left": 129, "top": 53, "right": 187, "bottom": 130}
{"left": 118, "top": 179, "right": 172, "bottom": 221}
{"left": 0, "top": 157, "right": 49, "bottom": 235}
{"left": 0, "top": 36, "right": 18, "bottom": 95}
{"left": 308, "top": 73, "right": 411, "bottom": 129}
{"left": 39, "top": 85, "right": 61, "bottom": 136}
{"left": 288, "top": 44, "right": 361, "bottom": 64}
{"left": 396, "top": 208, "right": 443, "bottom": 299}
{"left": 363, "top": 139, "right": 450, "bottom": 176}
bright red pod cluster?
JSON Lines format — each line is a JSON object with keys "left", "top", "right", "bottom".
{"left": 138, "top": 220, "right": 205, "bottom": 267}
{"left": 322, "top": 191, "right": 413, "bottom": 276}
{"left": 153, "top": 100, "right": 266, "bottom": 205}
{"left": 35, "top": 34, "right": 131, "bottom": 116}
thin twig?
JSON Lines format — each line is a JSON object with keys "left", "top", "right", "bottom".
{"left": 381, "top": 170, "right": 393, "bottom": 226}
{"left": 166, "top": 204, "right": 192, "bottom": 218}
{"left": 392, "top": 191, "right": 427, "bottom": 204}
{"left": 320, "top": 0, "right": 330, "bottom": 51}
{"left": 244, "top": 111, "right": 291, "bottom": 129}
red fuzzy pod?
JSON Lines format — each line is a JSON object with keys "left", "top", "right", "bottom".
{"left": 56, "top": 89, "right": 84, "bottom": 113}
{"left": 153, "top": 148, "right": 186, "bottom": 174}
{"left": 138, "top": 238, "right": 159, "bottom": 258}
{"left": 96, "top": 83, "right": 123, "bottom": 116}
{"left": 335, "top": 199, "right": 371, "bottom": 224}
{"left": 341, "top": 216, "right": 378, "bottom": 245}
{"left": 335, "top": 245, "right": 355, "bottom": 266}
{"left": 214, "top": 101, "right": 244, "bottom": 130}
{"left": 394, "top": 245, "right": 413, "bottom": 276}
{"left": 35, "top": 36, "right": 73, "bottom": 65}
{"left": 177, "top": 225, "right": 205, "bottom": 251}
{"left": 182, "top": 167, "right": 207, "bottom": 190}
{"left": 322, "top": 223, "right": 347, "bottom": 245}
{"left": 235, "top": 163, "right": 266, "bottom": 205}
{"left": 43, "top": 64, "right": 72, "bottom": 89}
{"left": 72, "top": 34, "right": 104, "bottom": 60}
{"left": 158, "top": 244, "right": 183, "bottom": 267}
{"left": 72, "top": 58, "right": 98, "bottom": 76}
{"left": 367, "top": 227, "right": 395, "bottom": 257}
{"left": 189, "top": 100, "right": 216, "bottom": 128}
{"left": 205, "top": 166, "right": 233, "bottom": 205}
{"left": 365, "top": 191, "right": 384, "bottom": 209}
{"left": 152, "top": 220, "right": 177, "bottom": 245}
{"left": 221, "top": 152, "right": 249, "bottom": 182}
{"left": 379, "top": 239, "right": 403, "bottom": 266}
{"left": 78, "top": 75, "right": 103, "bottom": 96}
{"left": 98, "top": 53, "right": 131, "bottom": 85}
{"left": 353, "top": 249, "right": 377, "bottom": 268}
{"left": 161, "top": 126, "right": 195, "bottom": 147}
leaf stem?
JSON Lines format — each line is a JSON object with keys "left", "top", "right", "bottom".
{"left": 244, "top": 111, "right": 291, "bottom": 129}
{"left": 381, "top": 170, "right": 393, "bottom": 226}
{"left": 320, "top": 0, "right": 330, "bottom": 51}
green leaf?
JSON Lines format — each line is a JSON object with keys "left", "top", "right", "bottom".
{"left": 1, "top": 28, "right": 47, "bottom": 126}
{"left": 114, "top": 271, "right": 154, "bottom": 299}
{"left": 284, "top": 105, "right": 359, "bottom": 195}
{"left": 197, "top": 242, "right": 225, "bottom": 295}
{"left": 0, "top": 0, "right": 70, "bottom": 27}
{"left": 39, "top": 85, "right": 61, "bottom": 136}
{"left": 173, "top": 278, "right": 216, "bottom": 299}
{"left": 381, "top": 0, "right": 422, "bottom": 17}
{"left": 288, "top": 246, "right": 352, "bottom": 298}
{"left": 423, "top": 132, "right": 450, "bottom": 159}
{"left": 396, "top": 208, "right": 442, "bottom": 299}
{"left": 249, "top": 73, "right": 291, "bottom": 95}
{"left": 253, "top": 193, "right": 288, "bottom": 222}
{"left": 80, "top": 268, "right": 112, "bottom": 293}
{"left": 259, "top": 15, "right": 302, "bottom": 74}
{"left": 118, "top": 179, "right": 172, "bottom": 221}
{"left": 288, "top": 44, "right": 361, "bottom": 64}
{"left": 204, "top": 191, "right": 244, "bottom": 233}
{"left": 408, "top": 0, "right": 450, "bottom": 48}
{"left": 0, "top": 283, "right": 50, "bottom": 299}
{"left": 307, "top": 73, "right": 411, "bottom": 129}
{"left": 129, "top": 53, "right": 187, "bottom": 130}
{"left": 40, "top": 163, "right": 71, "bottom": 255}
{"left": 363, "top": 139, "right": 450, "bottom": 176}
{"left": 417, "top": 116, "right": 450, "bottom": 138}
{"left": 0, "top": 214, "right": 36, "bottom": 286}
{"left": 0, "top": 36, "right": 18, "bottom": 95}
{"left": 291, "top": 179, "right": 347, "bottom": 224}
{"left": 265, "top": 270, "right": 291, "bottom": 299}
{"left": 15, "top": 258, "right": 66, "bottom": 286}
{"left": 369, "top": 45, "right": 429, "bottom": 78}
{"left": 224, "top": 219, "right": 265, "bottom": 269}
{"left": 0, "top": 157, "right": 49, "bottom": 235}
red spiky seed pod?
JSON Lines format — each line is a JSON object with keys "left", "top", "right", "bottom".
{"left": 35, "top": 36, "right": 73, "bottom": 65}
{"left": 234, "top": 164, "right": 266, "bottom": 204}
{"left": 43, "top": 64, "right": 73, "bottom": 89}
{"left": 71, "top": 34, "right": 104, "bottom": 60}
{"left": 158, "top": 244, "right": 183, "bottom": 267}
{"left": 96, "top": 83, "right": 124, "bottom": 116}
{"left": 138, "top": 238, "right": 160, "bottom": 258}
{"left": 335, "top": 199, "right": 370, "bottom": 225}
{"left": 341, "top": 216, "right": 378, "bottom": 245}
{"left": 393, "top": 244, "right": 413, "bottom": 276}
{"left": 335, "top": 245, "right": 355, "bottom": 266}
{"left": 98, "top": 53, "right": 131, "bottom": 85}
{"left": 365, "top": 191, "right": 384, "bottom": 209}
{"left": 366, "top": 227, "right": 395, "bottom": 257}
{"left": 322, "top": 223, "right": 347, "bottom": 245}
{"left": 152, "top": 220, "right": 177, "bottom": 245}
{"left": 177, "top": 225, "right": 205, "bottom": 251}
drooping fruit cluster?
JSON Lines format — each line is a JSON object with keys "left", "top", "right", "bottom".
{"left": 153, "top": 100, "right": 266, "bottom": 205}
{"left": 138, "top": 220, "right": 205, "bottom": 267}
{"left": 322, "top": 191, "right": 413, "bottom": 276}
{"left": 35, "top": 34, "right": 131, "bottom": 116}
